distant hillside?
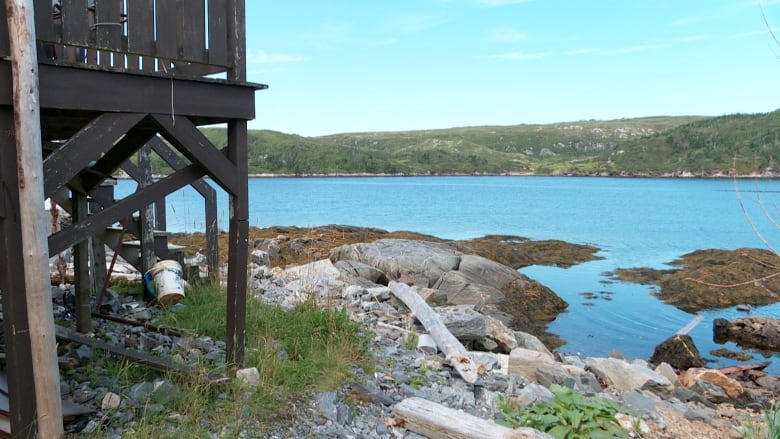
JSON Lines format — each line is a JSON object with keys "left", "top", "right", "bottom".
{"left": 152, "top": 111, "right": 780, "bottom": 177}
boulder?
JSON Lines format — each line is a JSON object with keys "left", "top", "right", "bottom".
{"left": 514, "top": 331, "right": 552, "bottom": 357}
{"left": 333, "top": 259, "right": 389, "bottom": 284}
{"left": 650, "top": 334, "right": 705, "bottom": 370}
{"left": 434, "top": 305, "right": 486, "bottom": 341}
{"left": 447, "top": 253, "right": 526, "bottom": 291}
{"left": 433, "top": 270, "right": 505, "bottom": 305}
{"left": 585, "top": 357, "right": 674, "bottom": 398}
{"left": 508, "top": 348, "right": 569, "bottom": 385}
{"left": 484, "top": 315, "right": 518, "bottom": 353}
{"left": 236, "top": 367, "right": 261, "bottom": 388}
{"left": 329, "top": 239, "right": 461, "bottom": 287}
{"left": 713, "top": 316, "right": 780, "bottom": 352}
{"left": 253, "top": 238, "right": 281, "bottom": 257}
{"left": 653, "top": 362, "right": 679, "bottom": 385}
{"left": 679, "top": 368, "right": 744, "bottom": 399}
{"left": 251, "top": 249, "right": 270, "bottom": 267}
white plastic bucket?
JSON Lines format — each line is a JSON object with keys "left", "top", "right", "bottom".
{"left": 146, "top": 260, "right": 185, "bottom": 305}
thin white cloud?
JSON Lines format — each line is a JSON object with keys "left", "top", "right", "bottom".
{"left": 561, "top": 43, "right": 667, "bottom": 57}
{"left": 480, "top": 0, "right": 532, "bottom": 6}
{"left": 677, "top": 34, "right": 711, "bottom": 42}
{"left": 247, "top": 50, "right": 305, "bottom": 65}
{"left": 561, "top": 48, "right": 600, "bottom": 56}
{"left": 673, "top": 15, "right": 714, "bottom": 26}
{"left": 491, "top": 51, "right": 552, "bottom": 60}
{"left": 490, "top": 27, "right": 528, "bottom": 42}
{"left": 730, "top": 27, "right": 780, "bottom": 38}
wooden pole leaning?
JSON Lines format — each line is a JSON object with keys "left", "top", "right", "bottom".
{"left": 5, "top": 0, "right": 65, "bottom": 437}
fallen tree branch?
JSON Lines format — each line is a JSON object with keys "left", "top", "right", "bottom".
{"left": 393, "top": 397, "right": 553, "bottom": 439}
{"left": 388, "top": 281, "right": 478, "bottom": 383}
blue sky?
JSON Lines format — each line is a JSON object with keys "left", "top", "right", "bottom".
{"left": 245, "top": 1, "right": 780, "bottom": 137}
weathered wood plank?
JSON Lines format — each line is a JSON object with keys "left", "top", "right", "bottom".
{"left": 394, "top": 397, "right": 552, "bottom": 439}
{"left": 225, "top": 118, "right": 249, "bottom": 365}
{"left": 180, "top": 0, "right": 206, "bottom": 63}
{"left": 226, "top": 0, "right": 246, "bottom": 81}
{"left": 138, "top": 145, "right": 156, "bottom": 273}
{"left": 94, "top": 0, "right": 122, "bottom": 51}
{"left": 126, "top": 0, "right": 153, "bottom": 57}
{"left": 389, "top": 281, "right": 479, "bottom": 383}
{"left": 226, "top": 215, "right": 248, "bottom": 366}
{"left": 31, "top": 63, "right": 261, "bottom": 120}
{"left": 152, "top": 114, "right": 239, "bottom": 194}
{"left": 61, "top": 0, "right": 90, "bottom": 46}
{"left": 6, "top": 1, "right": 65, "bottom": 434}
{"left": 54, "top": 325, "right": 195, "bottom": 374}
{"left": 42, "top": 112, "right": 146, "bottom": 197}
{"left": 155, "top": 0, "right": 177, "bottom": 60}
{"left": 207, "top": 0, "right": 227, "bottom": 66}
{"left": 0, "top": 0, "right": 8, "bottom": 56}
{"left": 0, "top": 106, "right": 38, "bottom": 439}
{"left": 718, "top": 361, "right": 771, "bottom": 375}
{"left": 72, "top": 192, "right": 93, "bottom": 333}
{"left": 48, "top": 164, "right": 205, "bottom": 256}
{"left": 33, "top": 0, "right": 56, "bottom": 42}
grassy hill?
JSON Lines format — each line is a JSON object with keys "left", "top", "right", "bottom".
{"left": 150, "top": 111, "right": 780, "bottom": 177}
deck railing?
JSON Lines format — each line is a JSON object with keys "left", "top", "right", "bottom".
{"left": 1, "top": 0, "right": 237, "bottom": 76}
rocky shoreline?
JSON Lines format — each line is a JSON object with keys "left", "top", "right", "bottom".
{"left": 33, "top": 227, "right": 780, "bottom": 437}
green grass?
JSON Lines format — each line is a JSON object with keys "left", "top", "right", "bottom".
{"left": 82, "top": 282, "right": 372, "bottom": 437}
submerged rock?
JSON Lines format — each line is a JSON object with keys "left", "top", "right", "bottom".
{"left": 611, "top": 248, "right": 780, "bottom": 313}
{"left": 713, "top": 316, "right": 780, "bottom": 352}
{"left": 650, "top": 334, "right": 705, "bottom": 370}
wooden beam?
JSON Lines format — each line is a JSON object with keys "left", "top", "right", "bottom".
{"left": 43, "top": 112, "right": 146, "bottom": 197}
{"left": 148, "top": 136, "right": 219, "bottom": 275}
{"left": 48, "top": 164, "right": 205, "bottom": 256}
{"left": 78, "top": 128, "right": 157, "bottom": 193}
{"left": 6, "top": 1, "right": 64, "bottom": 436}
{"left": 72, "top": 193, "right": 93, "bottom": 333}
{"left": 151, "top": 114, "right": 239, "bottom": 194}
{"left": 35, "top": 63, "right": 261, "bottom": 118}
{"left": 389, "top": 281, "right": 479, "bottom": 383}
{"left": 54, "top": 326, "right": 195, "bottom": 374}
{"left": 394, "top": 397, "right": 552, "bottom": 439}
{"left": 138, "top": 145, "right": 156, "bottom": 273}
{"left": 225, "top": 119, "right": 248, "bottom": 366}
{"left": 0, "top": 107, "right": 37, "bottom": 439}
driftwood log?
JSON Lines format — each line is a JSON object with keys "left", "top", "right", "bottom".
{"left": 394, "top": 397, "right": 553, "bottom": 439}
{"left": 388, "top": 281, "right": 479, "bottom": 383}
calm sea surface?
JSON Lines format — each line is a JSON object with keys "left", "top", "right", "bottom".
{"left": 116, "top": 176, "right": 780, "bottom": 372}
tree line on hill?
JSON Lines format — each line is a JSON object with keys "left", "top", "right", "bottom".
{"left": 148, "top": 110, "right": 780, "bottom": 177}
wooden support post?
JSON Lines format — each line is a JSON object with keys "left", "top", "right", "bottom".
{"left": 225, "top": 0, "right": 248, "bottom": 367}
{"left": 138, "top": 144, "right": 156, "bottom": 273}
{"left": 225, "top": 118, "right": 248, "bottom": 366}
{"left": 0, "top": 108, "right": 37, "bottom": 439}
{"left": 5, "top": 0, "right": 64, "bottom": 436}
{"left": 72, "top": 193, "right": 93, "bottom": 333}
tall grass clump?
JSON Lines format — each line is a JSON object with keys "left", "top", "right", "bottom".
{"left": 83, "top": 281, "right": 372, "bottom": 437}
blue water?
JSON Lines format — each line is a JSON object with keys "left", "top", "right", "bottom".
{"left": 116, "top": 176, "right": 780, "bottom": 371}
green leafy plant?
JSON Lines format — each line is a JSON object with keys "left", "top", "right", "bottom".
{"left": 766, "top": 403, "right": 780, "bottom": 439}
{"left": 498, "top": 384, "right": 629, "bottom": 439}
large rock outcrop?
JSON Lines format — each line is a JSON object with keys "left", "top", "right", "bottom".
{"left": 329, "top": 239, "right": 568, "bottom": 341}
{"left": 713, "top": 316, "right": 780, "bottom": 352}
